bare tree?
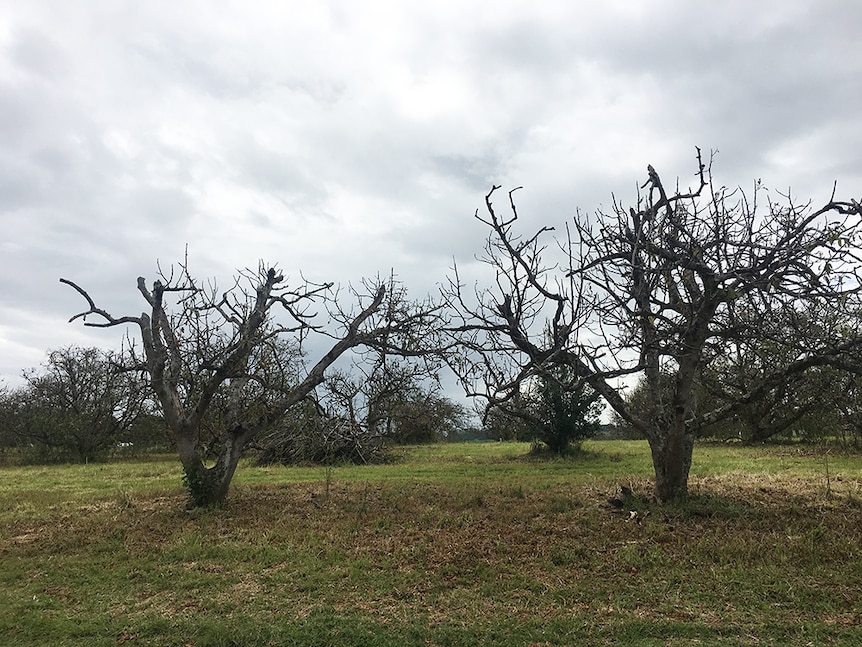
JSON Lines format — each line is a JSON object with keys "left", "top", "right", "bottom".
{"left": 446, "top": 150, "right": 862, "bottom": 501}
{"left": 254, "top": 350, "right": 458, "bottom": 463}
{"left": 62, "top": 262, "right": 441, "bottom": 507}
{"left": 321, "top": 354, "right": 463, "bottom": 446}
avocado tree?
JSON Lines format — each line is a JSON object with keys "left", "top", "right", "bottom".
{"left": 446, "top": 150, "right": 862, "bottom": 500}
{"left": 1, "top": 345, "right": 149, "bottom": 462}
{"left": 63, "top": 263, "right": 441, "bottom": 507}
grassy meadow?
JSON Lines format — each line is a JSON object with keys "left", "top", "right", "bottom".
{"left": 2, "top": 440, "right": 862, "bottom": 646}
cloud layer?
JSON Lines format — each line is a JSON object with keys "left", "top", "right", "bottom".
{"left": 2, "top": 0, "right": 860, "bottom": 383}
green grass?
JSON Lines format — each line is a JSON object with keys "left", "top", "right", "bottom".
{"left": 2, "top": 441, "right": 862, "bottom": 645}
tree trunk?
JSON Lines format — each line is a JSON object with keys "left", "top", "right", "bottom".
{"left": 176, "top": 426, "right": 251, "bottom": 508}
{"left": 647, "top": 422, "right": 695, "bottom": 502}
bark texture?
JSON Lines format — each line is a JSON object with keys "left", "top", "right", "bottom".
{"left": 63, "top": 264, "right": 435, "bottom": 508}
{"left": 445, "top": 151, "right": 862, "bottom": 501}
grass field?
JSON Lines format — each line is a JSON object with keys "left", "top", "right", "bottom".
{"left": 2, "top": 440, "right": 862, "bottom": 646}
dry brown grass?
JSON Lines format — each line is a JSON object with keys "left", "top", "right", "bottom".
{"left": 2, "top": 444, "right": 862, "bottom": 645}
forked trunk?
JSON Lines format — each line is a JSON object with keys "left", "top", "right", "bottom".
{"left": 177, "top": 428, "right": 250, "bottom": 508}
{"left": 182, "top": 459, "right": 239, "bottom": 508}
{"left": 647, "top": 423, "right": 695, "bottom": 502}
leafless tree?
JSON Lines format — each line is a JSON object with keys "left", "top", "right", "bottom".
{"left": 253, "top": 347, "right": 457, "bottom": 463}
{"left": 62, "top": 261, "right": 442, "bottom": 507}
{"left": 445, "top": 150, "right": 862, "bottom": 501}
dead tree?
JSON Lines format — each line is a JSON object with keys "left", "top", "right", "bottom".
{"left": 445, "top": 150, "right": 862, "bottom": 501}
{"left": 63, "top": 262, "right": 442, "bottom": 507}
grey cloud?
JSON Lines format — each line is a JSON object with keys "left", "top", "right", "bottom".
{"left": 1, "top": 0, "right": 860, "bottom": 384}
{"left": 8, "top": 27, "right": 68, "bottom": 80}
{"left": 429, "top": 153, "right": 507, "bottom": 192}
{"left": 232, "top": 139, "right": 330, "bottom": 209}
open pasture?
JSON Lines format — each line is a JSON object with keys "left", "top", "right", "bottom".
{"left": 2, "top": 441, "right": 862, "bottom": 646}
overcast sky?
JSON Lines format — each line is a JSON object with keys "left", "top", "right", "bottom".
{"left": 1, "top": 0, "right": 860, "bottom": 388}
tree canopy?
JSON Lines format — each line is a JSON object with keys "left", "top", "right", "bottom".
{"left": 445, "top": 150, "right": 862, "bottom": 500}
{"left": 63, "top": 263, "right": 444, "bottom": 507}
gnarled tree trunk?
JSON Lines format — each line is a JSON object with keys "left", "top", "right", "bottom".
{"left": 63, "top": 266, "right": 438, "bottom": 509}
{"left": 646, "top": 422, "right": 695, "bottom": 502}
{"left": 176, "top": 426, "right": 253, "bottom": 508}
